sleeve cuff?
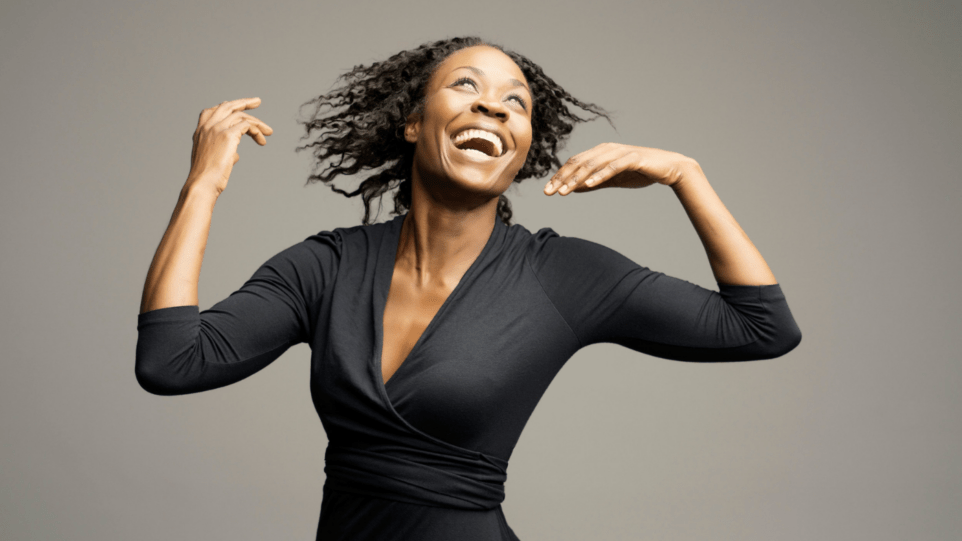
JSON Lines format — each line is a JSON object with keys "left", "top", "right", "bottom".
{"left": 137, "top": 305, "right": 199, "bottom": 328}
{"left": 717, "top": 282, "right": 786, "bottom": 303}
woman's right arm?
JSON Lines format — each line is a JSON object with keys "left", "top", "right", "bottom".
{"left": 138, "top": 97, "right": 334, "bottom": 396}
{"left": 140, "top": 97, "right": 271, "bottom": 313}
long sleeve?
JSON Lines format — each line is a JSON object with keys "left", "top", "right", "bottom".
{"left": 135, "top": 231, "right": 341, "bottom": 395}
{"left": 528, "top": 229, "right": 802, "bottom": 362}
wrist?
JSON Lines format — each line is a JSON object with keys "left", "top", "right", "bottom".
{"left": 671, "top": 160, "right": 708, "bottom": 192}
{"left": 181, "top": 175, "right": 222, "bottom": 203}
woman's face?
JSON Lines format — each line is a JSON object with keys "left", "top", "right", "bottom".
{"left": 405, "top": 46, "right": 533, "bottom": 202}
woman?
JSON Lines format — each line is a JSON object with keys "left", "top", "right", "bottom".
{"left": 136, "top": 36, "right": 802, "bottom": 540}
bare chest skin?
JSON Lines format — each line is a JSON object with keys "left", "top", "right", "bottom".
{"left": 381, "top": 265, "right": 463, "bottom": 385}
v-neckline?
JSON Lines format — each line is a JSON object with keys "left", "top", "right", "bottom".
{"left": 372, "top": 213, "right": 502, "bottom": 397}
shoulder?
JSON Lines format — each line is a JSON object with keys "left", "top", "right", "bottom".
{"left": 259, "top": 219, "right": 398, "bottom": 295}
{"left": 517, "top": 224, "right": 639, "bottom": 277}
{"left": 264, "top": 218, "right": 389, "bottom": 274}
{"left": 300, "top": 216, "right": 399, "bottom": 258}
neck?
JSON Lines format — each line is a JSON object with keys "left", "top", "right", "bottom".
{"left": 395, "top": 178, "right": 499, "bottom": 289}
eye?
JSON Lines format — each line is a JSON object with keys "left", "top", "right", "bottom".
{"left": 507, "top": 94, "right": 528, "bottom": 111}
{"left": 451, "top": 77, "right": 477, "bottom": 89}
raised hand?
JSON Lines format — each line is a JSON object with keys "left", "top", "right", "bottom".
{"left": 187, "top": 97, "right": 274, "bottom": 196}
{"left": 543, "top": 143, "right": 699, "bottom": 195}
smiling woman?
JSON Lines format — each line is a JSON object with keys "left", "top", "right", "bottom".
{"left": 294, "top": 36, "right": 610, "bottom": 226}
{"left": 136, "top": 36, "right": 801, "bottom": 541}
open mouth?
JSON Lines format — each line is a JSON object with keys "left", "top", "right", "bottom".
{"left": 452, "top": 129, "right": 504, "bottom": 158}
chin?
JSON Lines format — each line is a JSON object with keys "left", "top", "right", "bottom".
{"left": 442, "top": 173, "right": 509, "bottom": 203}
{"left": 421, "top": 153, "right": 513, "bottom": 198}
{"left": 448, "top": 160, "right": 521, "bottom": 195}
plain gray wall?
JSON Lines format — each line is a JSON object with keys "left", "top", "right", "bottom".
{"left": 2, "top": 0, "right": 960, "bottom": 539}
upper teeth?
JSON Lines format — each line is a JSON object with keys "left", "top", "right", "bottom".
{"left": 453, "top": 129, "right": 503, "bottom": 157}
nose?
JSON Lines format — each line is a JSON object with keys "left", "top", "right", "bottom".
{"left": 472, "top": 97, "right": 509, "bottom": 121}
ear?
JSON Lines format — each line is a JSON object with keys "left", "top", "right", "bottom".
{"left": 404, "top": 112, "right": 421, "bottom": 143}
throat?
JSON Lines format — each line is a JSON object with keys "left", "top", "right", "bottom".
{"left": 395, "top": 212, "right": 491, "bottom": 287}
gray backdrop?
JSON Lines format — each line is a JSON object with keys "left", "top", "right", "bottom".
{"left": 2, "top": 0, "right": 960, "bottom": 539}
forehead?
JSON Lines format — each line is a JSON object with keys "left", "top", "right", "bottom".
{"left": 430, "top": 46, "right": 527, "bottom": 87}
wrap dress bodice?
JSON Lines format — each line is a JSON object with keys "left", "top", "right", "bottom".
{"left": 136, "top": 213, "right": 802, "bottom": 540}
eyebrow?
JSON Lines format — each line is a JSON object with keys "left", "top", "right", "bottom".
{"left": 453, "top": 66, "right": 530, "bottom": 93}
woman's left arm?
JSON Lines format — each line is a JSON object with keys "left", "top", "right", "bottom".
{"left": 544, "top": 143, "right": 777, "bottom": 286}
{"left": 539, "top": 143, "right": 800, "bottom": 361}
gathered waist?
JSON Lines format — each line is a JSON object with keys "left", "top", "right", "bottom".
{"left": 323, "top": 443, "right": 508, "bottom": 510}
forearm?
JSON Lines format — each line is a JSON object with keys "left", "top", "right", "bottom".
{"left": 671, "top": 163, "right": 778, "bottom": 286}
{"left": 139, "top": 177, "right": 220, "bottom": 313}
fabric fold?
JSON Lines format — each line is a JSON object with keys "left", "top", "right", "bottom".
{"left": 324, "top": 443, "right": 507, "bottom": 510}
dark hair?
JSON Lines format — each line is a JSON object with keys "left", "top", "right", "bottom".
{"left": 295, "top": 36, "right": 612, "bottom": 226}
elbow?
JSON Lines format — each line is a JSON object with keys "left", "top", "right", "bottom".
{"left": 135, "top": 336, "right": 206, "bottom": 395}
{"left": 135, "top": 357, "right": 199, "bottom": 396}
{"left": 135, "top": 360, "right": 176, "bottom": 395}
{"left": 759, "top": 324, "right": 802, "bottom": 360}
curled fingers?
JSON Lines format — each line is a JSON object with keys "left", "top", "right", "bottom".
{"left": 216, "top": 111, "right": 273, "bottom": 146}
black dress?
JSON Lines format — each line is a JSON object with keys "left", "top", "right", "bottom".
{"left": 136, "top": 213, "right": 802, "bottom": 540}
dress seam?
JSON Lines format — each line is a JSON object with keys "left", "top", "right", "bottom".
{"left": 523, "top": 251, "right": 584, "bottom": 350}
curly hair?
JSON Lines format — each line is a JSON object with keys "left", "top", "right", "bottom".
{"left": 295, "top": 36, "right": 612, "bottom": 226}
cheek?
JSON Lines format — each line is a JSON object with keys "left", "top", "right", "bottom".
{"left": 414, "top": 121, "right": 442, "bottom": 158}
{"left": 517, "top": 120, "right": 533, "bottom": 151}
{"left": 514, "top": 131, "right": 534, "bottom": 167}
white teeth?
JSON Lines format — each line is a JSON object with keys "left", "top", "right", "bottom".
{"left": 452, "top": 129, "right": 503, "bottom": 157}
